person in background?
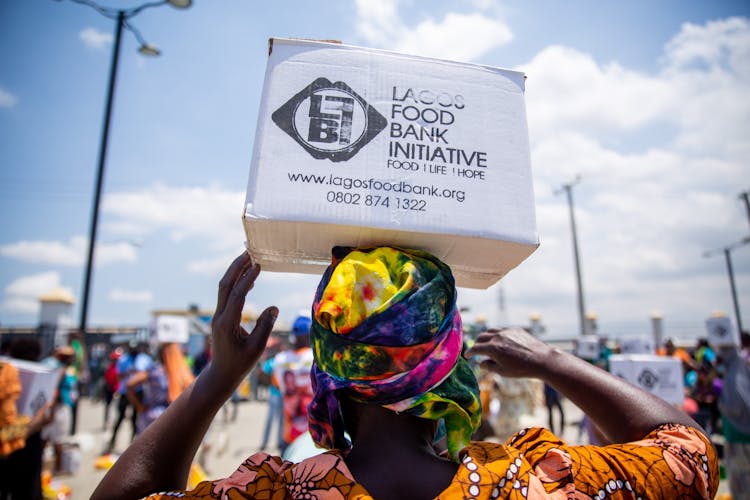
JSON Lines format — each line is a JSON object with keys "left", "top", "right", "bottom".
{"left": 40, "top": 345, "right": 77, "bottom": 476}
{"left": 127, "top": 343, "right": 195, "bottom": 436}
{"left": 258, "top": 340, "right": 284, "bottom": 452}
{"left": 106, "top": 342, "right": 153, "bottom": 453}
{"left": 102, "top": 348, "right": 122, "bottom": 430}
{"left": 272, "top": 314, "right": 313, "bottom": 454}
{"left": 192, "top": 336, "right": 212, "bottom": 377}
{"left": 126, "top": 346, "right": 169, "bottom": 436}
{"left": 661, "top": 338, "right": 699, "bottom": 372}
{"left": 66, "top": 330, "right": 88, "bottom": 435}
{"left": 0, "top": 338, "right": 54, "bottom": 500}
{"left": 718, "top": 331, "right": 750, "bottom": 499}
{"left": 694, "top": 338, "right": 717, "bottom": 366}
{"left": 485, "top": 370, "right": 539, "bottom": 442}
{"left": 93, "top": 249, "right": 719, "bottom": 500}
{"left": 543, "top": 382, "right": 565, "bottom": 436}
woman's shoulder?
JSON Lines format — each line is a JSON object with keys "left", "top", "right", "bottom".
{"left": 142, "top": 450, "right": 370, "bottom": 500}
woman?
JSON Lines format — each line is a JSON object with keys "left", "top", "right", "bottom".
{"left": 93, "top": 248, "right": 718, "bottom": 499}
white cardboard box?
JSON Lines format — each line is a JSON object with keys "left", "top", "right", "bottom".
{"left": 620, "top": 337, "right": 655, "bottom": 355}
{"left": 152, "top": 314, "right": 190, "bottom": 344}
{"left": 0, "top": 357, "right": 62, "bottom": 417}
{"left": 243, "top": 38, "right": 538, "bottom": 288}
{"left": 574, "top": 335, "right": 600, "bottom": 360}
{"left": 705, "top": 316, "right": 738, "bottom": 347}
{"left": 609, "top": 354, "right": 684, "bottom": 405}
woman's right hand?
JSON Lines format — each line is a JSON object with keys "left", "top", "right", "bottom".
{"left": 466, "top": 327, "right": 555, "bottom": 379}
{"left": 206, "top": 252, "right": 278, "bottom": 390}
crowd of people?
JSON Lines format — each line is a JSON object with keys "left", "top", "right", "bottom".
{"left": 2, "top": 247, "right": 746, "bottom": 499}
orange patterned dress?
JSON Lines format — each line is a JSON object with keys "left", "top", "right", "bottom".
{"left": 143, "top": 423, "right": 717, "bottom": 499}
{"left": 0, "top": 362, "right": 30, "bottom": 458}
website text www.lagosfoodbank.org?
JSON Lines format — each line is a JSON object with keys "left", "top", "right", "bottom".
{"left": 287, "top": 172, "right": 466, "bottom": 203}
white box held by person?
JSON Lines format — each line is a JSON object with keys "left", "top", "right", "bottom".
{"left": 609, "top": 354, "right": 684, "bottom": 405}
{"left": 243, "top": 38, "right": 538, "bottom": 288}
{"left": 0, "top": 357, "right": 61, "bottom": 417}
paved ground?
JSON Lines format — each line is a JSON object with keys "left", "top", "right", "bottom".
{"left": 53, "top": 396, "right": 728, "bottom": 499}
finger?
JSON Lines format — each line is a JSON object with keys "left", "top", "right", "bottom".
{"left": 220, "top": 263, "right": 261, "bottom": 329}
{"left": 216, "top": 253, "right": 253, "bottom": 317}
{"left": 247, "top": 306, "right": 279, "bottom": 351}
{"left": 472, "top": 329, "right": 499, "bottom": 343}
{"left": 466, "top": 341, "right": 492, "bottom": 357}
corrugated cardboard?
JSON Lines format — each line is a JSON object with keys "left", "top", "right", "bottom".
{"left": 620, "top": 337, "right": 655, "bottom": 354}
{"left": 574, "top": 335, "right": 600, "bottom": 360}
{"left": 243, "top": 38, "right": 538, "bottom": 288}
{"left": 609, "top": 354, "right": 684, "bottom": 405}
{"left": 0, "top": 357, "right": 61, "bottom": 417}
{"left": 705, "top": 316, "right": 738, "bottom": 347}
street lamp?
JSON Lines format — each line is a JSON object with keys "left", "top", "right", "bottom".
{"left": 740, "top": 190, "right": 750, "bottom": 232}
{"left": 703, "top": 236, "right": 750, "bottom": 334}
{"left": 555, "top": 175, "right": 588, "bottom": 337}
{"left": 58, "top": 0, "right": 191, "bottom": 342}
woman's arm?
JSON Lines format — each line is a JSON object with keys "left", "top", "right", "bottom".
{"left": 467, "top": 328, "right": 701, "bottom": 444}
{"left": 91, "top": 253, "right": 278, "bottom": 500}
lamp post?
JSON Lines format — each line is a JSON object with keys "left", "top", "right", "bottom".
{"left": 703, "top": 236, "right": 750, "bottom": 334}
{"left": 555, "top": 176, "right": 588, "bottom": 337}
{"left": 60, "top": 0, "right": 192, "bottom": 343}
{"left": 740, "top": 190, "right": 750, "bottom": 232}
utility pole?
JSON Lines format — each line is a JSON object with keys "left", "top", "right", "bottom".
{"left": 556, "top": 176, "right": 587, "bottom": 337}
{"left": 704, "top": 236, "right": 750, "bottom": 335}
{"left": 740, "top": 190, "right": 750, "bottom": 232}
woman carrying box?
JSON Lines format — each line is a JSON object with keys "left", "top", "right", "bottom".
{"left": 93, "top": 248, "right": 718, "bottom": 500}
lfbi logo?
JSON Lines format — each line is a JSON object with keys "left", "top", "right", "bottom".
{"left": 272, "top": 78, "right": 387, "bottom": 162}
{"left": 638, "top": 369, "right": 659, "bottom": 390}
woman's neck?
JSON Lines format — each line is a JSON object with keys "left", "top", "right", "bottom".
{"left": 343, "top": 405, "right": 457, "bottom": 500}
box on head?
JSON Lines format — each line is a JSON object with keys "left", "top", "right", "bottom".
{"left": 243, "top": 38, "right": 538, "bottom": 288}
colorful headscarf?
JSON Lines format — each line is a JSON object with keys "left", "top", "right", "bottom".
{"left": 307, "top": 246, "right": 481, "bottom": 461}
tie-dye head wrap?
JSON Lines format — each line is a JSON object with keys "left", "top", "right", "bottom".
{"left": 307, "top": 246, "right": 481, "bottom": 461}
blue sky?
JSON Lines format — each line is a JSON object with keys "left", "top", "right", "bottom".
{"left": 1, "top": 0, "right": 748, "bottom": 340}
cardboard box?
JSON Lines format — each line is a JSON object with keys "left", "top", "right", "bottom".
{"left": 620, "top": 337, "right": 655, "bottom": 355}
{"left": 705, "top": 316, "right": 737, "bottom": 347}
{"left": 152, "top": 314, "right": 190, "bottom": 344}
{"left": 609, "top": 354, "right": 684, "bottom": 405}
{"left": 0, "top": 357, "right": 62, "bottom": 417}
{"left": 574, "top": 335, "right": 600, "bottom": 360}
{"left": 243, "top": 38, "right": 538, "bottom": 288}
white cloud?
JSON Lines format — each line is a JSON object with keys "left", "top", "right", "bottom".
{"left": 663, "top": 17, "right": 750, "bottom": 76}
{"left": 102, "top": 184, "right": 244, "bottom": 250}
{"left": 0, "top": 87, "right": 18, "bottom": 108}
{"left": 187, "top": 251, "right": 244, "bottom": 276}
{"left": 451, "top": 17, "right": 750, "bottom": 338}
{"left": 2, "top": 272, "right": 71, "bottom": 315}
{"left": 108, "top": 288, "right": 153, "bottom": 303}
{"left": 521, "top": 18, "right": 750, "bottom": 160}
{"left": 79, "top": 27, "right": 113, "bottom": 51}
{"left": 0, "top": 237, "right": 137, "bottom": 266}
{"left": 354, "top": 0, "right": 513, "bottom": 61}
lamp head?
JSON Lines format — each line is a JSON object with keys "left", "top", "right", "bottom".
{"left": 167, "top": 0, "right": 192, "bottom": 8}
{"left": 138, "top": 44, "right": 161, "bottom": 56}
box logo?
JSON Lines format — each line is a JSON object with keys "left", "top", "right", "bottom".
{"left": 272, "top": 78, "right": 387, "bottom": 162}
{"left": 637, "top": 369, "right": 659, "bottom": 389}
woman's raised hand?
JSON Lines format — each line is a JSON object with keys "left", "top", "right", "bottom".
{"left": 208, "top": 252, "right": 278, "bottom": 387}
{"left": 466, "top": 327, "right": 554, "bottom": 379}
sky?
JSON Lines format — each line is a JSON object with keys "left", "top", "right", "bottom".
{"left": 1, "top": 0, "right": 749, "bottom": 341}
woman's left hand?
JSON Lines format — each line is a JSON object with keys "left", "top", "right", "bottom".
{"left": 206, "top": 252, "right": 278, "bottom": 390}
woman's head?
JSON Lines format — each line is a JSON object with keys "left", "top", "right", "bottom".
{"left": 307, "top": 246, "right": 481, "bottom": 461}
